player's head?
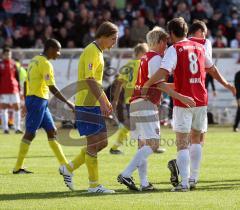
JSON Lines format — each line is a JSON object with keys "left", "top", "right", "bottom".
{"left": 44, "top": 38, "right": 61, "bottom": 60}
{"left": 95, "top": 21, "right": 118, "bottom": 50}
{"left": 167, "top": 17, "right": 188, "bottom": 43}
{"left": 189, "top": 20, "right": 207, "bottom": 39}
{"left": 133, "top": 43, "right": 148, "bottom": 59}
{"left": 2, "top": 47, "right": 12, "bottom": 60}
{"left": 146, "top": 26, "right": 168, "bottom": 54}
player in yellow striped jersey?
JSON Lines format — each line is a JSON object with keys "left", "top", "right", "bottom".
{"left": 110, "top": 43, "right": 148, "bottom": 154}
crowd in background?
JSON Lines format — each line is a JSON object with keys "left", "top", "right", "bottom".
{"left": 0, "top": 0, "right": 240, "bottom": 49}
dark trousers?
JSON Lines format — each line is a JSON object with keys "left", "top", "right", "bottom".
{"left": 234, "top": 106, "right": 240, "bottom": 129}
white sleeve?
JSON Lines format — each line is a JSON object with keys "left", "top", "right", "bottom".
{"left": 205, "top": 50, "right": 213, "bottom": 68}
{"left": 205, "top": 39, "right": 212, "bottom": 58}
{"left": 160, "top": 46, "right": 177, "bottom": 74}
{"left": 148, "top": 55, "right": 162, "bottom": 78}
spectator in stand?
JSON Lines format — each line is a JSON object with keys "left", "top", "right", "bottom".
{"left": 130, "top": 16, "right": 149, "bottom": 46}
{"left": 230, "top": 30, "right": 240, "bottom": 62}
{"left": 174, "top": 1, "right": 191, "bottom": 23}
{"left": 213, "top": 35, "right": 227, "bottom": 48}
{"left": 191, "top": 2, "right": 208, "bottom": 21}
{"left": 118, "top": 26, "right": 134, "bottom": 48}
{"left": 82, "top": 24, "right": 97, "bottom": 47}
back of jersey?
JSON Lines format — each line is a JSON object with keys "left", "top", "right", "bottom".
{"left": 173, "top": 40, "right": 208, "bottom": 107}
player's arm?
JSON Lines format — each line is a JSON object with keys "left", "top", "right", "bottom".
{"left": 206, "top": 65, "right": 236, "bottom": 96}
{"left": 48, "top": 85, "right": 75, "bottom": 111}
{"left": 85, "top": 78, "right": 112, "bottom": 117}
{"left": 112, "top": 78, "right": 124, "bottom": 112}
{"left": 158, "top": 81, "right": 196, "bottom": 108}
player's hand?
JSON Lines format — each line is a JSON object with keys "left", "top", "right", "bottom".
{"left": 66, "top": 100, "right": 75, "bottom": 112}
{"left": 180, "top": 95, "right": 196, "bottom": 108}
{"left": 213, "top": 91, "right": 217, "bottom": 97}
{"left": 21, "top": 104, "right": 27, "bottom": 117}
{"left": 141, "top": 85, "right": 150, "bottom": 100}
{"left": 100, "top": 101, "right": 112, "bottom": 117}
{"left": 225, "top": 83, "right": 236, "bottom": 96}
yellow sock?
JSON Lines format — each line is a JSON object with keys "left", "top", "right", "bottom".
{"left": 14, "top": 139, "right": 31, "bottom": 171}
{"left": 111, "top": 126, "right": 129, "bottom": 150}
{"left": 85, "top": 153, "right": 98, "bottom": 188}
{"left": 48, "top": 138, "right": 71, "bottom": 171}
{"left": 69, "top": 147, "right": 86, "bottom": 172}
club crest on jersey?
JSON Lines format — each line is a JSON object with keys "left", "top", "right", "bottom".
{"left": 45, "top": 74, "right": 50, "bottom": 80}
{"left": 88, "top": 63, "right": 93, "bottom": 70}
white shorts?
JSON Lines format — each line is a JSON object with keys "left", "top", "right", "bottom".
{"left": 0, "top": 93, "right": 20, "bottom": 104}
{"left": 130, "top": 99, "right": 160, "bottom": 140}
{"left": 173, "top": 106, "right": 207, "bottom": 133}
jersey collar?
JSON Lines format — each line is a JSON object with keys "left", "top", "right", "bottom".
{"left": 93, "top": 41, "right": 103, "bottom": 53}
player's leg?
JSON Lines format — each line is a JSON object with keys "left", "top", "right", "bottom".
{"left": 189, "top": 106, "right": 207, "bottom": 189}
{"left": 12, "top": 93, "right": 23, "bottom": 133}
{"left": 72, "top": 106, "right": 114, "bottom": 193}
{"left": 110, "top": 104, "right": 130, "bottom": 154}
{"left": 41, "top": 107, "right": 74, "bottom": 190}
{"left": 118, "top": 99, "right": 159, "bottom": 191}
{"left": 171, "top": 106, "right": 192, "bottom": 192}
{"left": 0, "top": 94, "right": 10, "bottom": 133}
{"left": 13, "top": 96, "right": 47, "bottom": 174}
{"left": 233, "top": 99, "right": 240, "bottom": 132}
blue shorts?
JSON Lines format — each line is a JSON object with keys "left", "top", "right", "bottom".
{"left": 25, "top": 95, "right": 55, "bottom": 134}
{"left": 75, "top": 106, "right": 107, "bottom": 136}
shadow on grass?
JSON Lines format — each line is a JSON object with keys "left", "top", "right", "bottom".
{"left": 153, "top": 179, "right": 240, "bottom": 185}
{"left": 1, "top": 181, "right": 240, "bottom": 201}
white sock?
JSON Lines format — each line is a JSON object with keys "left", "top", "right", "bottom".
{"left": 138, "top": 158, "right": 149, "bottom": 187}
{"left": 177, "top": 149, "right": 190, "bottom": 187}
{"left": 122, "top": 145, "right": 153, "bottom": 177}
{"left": 2, "top": 109, "right": 8, "bottom": 130}
{"left": 190, "top": 144, "right": 202, "bottom": 181}
{"left": 14, "top": 110, "right": 21, "bottom": 131}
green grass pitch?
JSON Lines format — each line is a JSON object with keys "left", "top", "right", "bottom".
{"left": 0, "top": 127, "right": 240, "bottom": 210}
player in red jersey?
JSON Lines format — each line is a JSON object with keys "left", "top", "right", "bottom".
{"left": 0, "top": 47, "right": 22, "bottom": 134}
{"left": 117, "top": 27, "right": 196, "bottom": 191}
{"left": 143, "top": 17, "right": 235, "bottom": 192}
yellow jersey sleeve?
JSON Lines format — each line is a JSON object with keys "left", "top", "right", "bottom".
{"left": 42, "top": 61, "right": 55, "bottom": 86}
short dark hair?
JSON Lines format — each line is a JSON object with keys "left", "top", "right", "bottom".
{"left": 2, "top": 46, "right": 11, "bottom": 53}
{"left": 44, "top": 38, "right": 61, "bottom": 51}
{"left": 167, "top": 17, "right": 188, "bottom": 38}
{"left": 95, "top": 21, "right": 118, "bottom": 39}
{"left": 189, "top": 20, "right": 207, "bottom": 35}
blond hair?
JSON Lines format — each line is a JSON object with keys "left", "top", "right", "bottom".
{"left": 134, "top": 43, "right": 148, "bottom": 57}
{"left": 146, "top": 26, "right": 168, "bottom": 49}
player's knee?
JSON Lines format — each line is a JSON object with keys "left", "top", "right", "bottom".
{"left": 47, "top": 129, "right": 57, "bottom": 139}
{"left": 101, "top": 139, "right": 108, "bottom": 149}
{"left": 176, "top": 139, "right": 189, "bottom": 151}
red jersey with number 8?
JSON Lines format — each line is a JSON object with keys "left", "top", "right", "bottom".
{"left": 173, "top": 40, "right": 207, "bottom": 107}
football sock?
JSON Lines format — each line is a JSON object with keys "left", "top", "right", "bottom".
{"left": 122, "top": 145, "right": 153, "bottom": 178}
{"left": 48, "top": 138, "right": 71, "bottom": 171}
{"left": 138, "top": 158, "right": 149, "bottom": 187}
{"left": 14, "top": 138, "right": 31, "bottom": 171}
{"left": 177, "top": 149, "right": 190, "bottom": 187}
{"left": 190, "top": 144, "right": 202, "bottom": 181}
{"left": 2, "top": 109, "right": 9, "bottom": 130}
{"left": 85, "top": 153, "right": 99, "bottom": 188}
{"left": 111, "top": 126, "right": 129, "bottom": 150}
{"left": 69, "top": 147, "right": 86, "bottom": 172}
{"left": 14, "top": 110, "right": 21, "bottom": 131}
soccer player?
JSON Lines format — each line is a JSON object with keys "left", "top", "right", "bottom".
{"left": 117, "top": 27, "right": 196, "bottom": 191}
{"left": 13, "top": 39, "right": 75, "bottom": 186}
{"left": 61, "top": 21, "right": 118, "bottom": 193}
{"left": 0, "top": 47, "right": 22, "bottom": 134}
{"left": 168, "top": 20, "right": 237, "bottom": 189}
{"left": 110, "top": 43, "right": 149, "bottom": 154}
{"left": 143, "top": 17, "right": 235, "bottom": 191}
